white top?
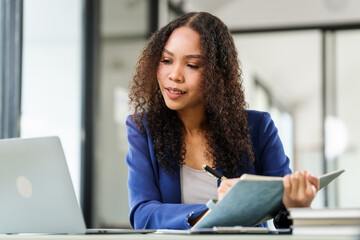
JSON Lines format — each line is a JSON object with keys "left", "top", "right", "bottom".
{"left": 180, "top": 165, "right": 218, "bottom": 204}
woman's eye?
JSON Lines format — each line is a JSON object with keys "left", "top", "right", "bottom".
{"left": 188, "top": 64, "right": 199, "bottom": 69}
{"left": 160, "top": 59, "right": 171, "bottom": 64}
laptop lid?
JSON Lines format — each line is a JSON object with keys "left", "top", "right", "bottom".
{"left": 0, "top": 136, "right": 86, "bottom": 234}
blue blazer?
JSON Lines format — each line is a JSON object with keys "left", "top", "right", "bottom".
{"left": 125, "top": 110, "right": 291, "bottom": 229}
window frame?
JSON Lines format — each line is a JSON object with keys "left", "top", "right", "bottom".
{"left": 0, "top": 0, "right": 23, "bottom": 139}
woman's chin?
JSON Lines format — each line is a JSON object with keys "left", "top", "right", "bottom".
{"left": 164, "top": 103, "right": 182, "bottom": 111}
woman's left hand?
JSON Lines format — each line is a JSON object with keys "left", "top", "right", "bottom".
{"left": 217, "top": 178, "right": 240, "bottom": 201}
{"left": 282, "top": 170, "right": 319, "bottom": 208}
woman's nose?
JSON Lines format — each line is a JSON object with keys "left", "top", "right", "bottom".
{"left": 168, "top": 64, "right": 184, "bottom": 82}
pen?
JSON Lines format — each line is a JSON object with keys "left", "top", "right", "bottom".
{"left": 202, "top": 164, "right": 228, "bottom": 181}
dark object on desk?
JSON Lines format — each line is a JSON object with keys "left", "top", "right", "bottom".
{"left": 273, "top": 205, "right": 292, "bottom": 229}
{"left": 192, "top": 169, "right": 345, "bottom": 229}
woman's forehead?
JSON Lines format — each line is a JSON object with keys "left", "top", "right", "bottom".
{"left": 163, "top": 26, "right": 202, "bottom": 56}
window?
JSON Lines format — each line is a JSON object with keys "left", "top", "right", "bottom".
{"left": 20, "top": 0, "right": 83, "bottom": 200}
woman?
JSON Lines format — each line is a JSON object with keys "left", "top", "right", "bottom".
{"left": 126, "top": 12, "right": 318, "bottom": 229}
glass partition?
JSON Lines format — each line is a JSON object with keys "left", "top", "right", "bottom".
{"left": 93, "top": 0, "right": 148, "bottom": 228}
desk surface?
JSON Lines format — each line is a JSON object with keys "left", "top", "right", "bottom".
{"left": 1, "top": 233, "right": 358, "bottom": 240}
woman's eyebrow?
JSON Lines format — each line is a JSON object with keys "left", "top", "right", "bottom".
{"left": 163, "top": 48, "right": 202, "bottom": 59}
{"left": 185, "top": 54, "right": 202, "bottom": 59}
{"left": 163, "top": 48, "right": 174, "bottom": 56}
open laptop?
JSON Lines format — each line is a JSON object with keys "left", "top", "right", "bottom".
{"left": 0, "top": 136, "right": 154, "bottom": 234}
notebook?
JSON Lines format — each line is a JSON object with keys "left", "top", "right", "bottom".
{"left": 0, "top": 136, "right": 154, "bottom": 234}
{"left": 192, "top": 169, "right": 345, "bottom": 229}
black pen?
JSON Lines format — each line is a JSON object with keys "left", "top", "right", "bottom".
{"left": 202, "top": 164, "right": 228, "bottom": 181}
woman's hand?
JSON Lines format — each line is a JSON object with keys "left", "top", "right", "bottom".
{"left": 217, "top": 178, "right": 240, "bottom": 201}
{"left": 282, "top": 170, "right": 319, "bottom": 208}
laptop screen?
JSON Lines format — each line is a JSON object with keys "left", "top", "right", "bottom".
{"left": 0, "top": 136, "right": 86, "bottom": 234}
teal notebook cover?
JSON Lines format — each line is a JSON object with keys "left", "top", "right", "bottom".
{"left": 192, "top": 169, "right": 345, "bottom": 229}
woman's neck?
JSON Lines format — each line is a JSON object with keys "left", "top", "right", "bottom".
{"left": 177, "top": 107, "right": 205, "bottom": 137}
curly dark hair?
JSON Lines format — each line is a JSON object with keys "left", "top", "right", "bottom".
{"left": 129, "top": 12, "right": 255, "bottom": 177}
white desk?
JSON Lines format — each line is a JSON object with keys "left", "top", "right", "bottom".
{"left": 1, "top": 233, "right": 358, "bottom": 240}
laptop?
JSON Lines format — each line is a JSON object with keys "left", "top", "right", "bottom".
{"left": 0, "top": 136, "right": 154, "bottom": 234}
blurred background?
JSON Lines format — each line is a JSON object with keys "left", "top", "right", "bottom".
{"left": 1, "top": 0, "right": 359, "bottom": 228}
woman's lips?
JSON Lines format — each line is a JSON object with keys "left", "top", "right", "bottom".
{"left": 165, "top": 87, "right": 186, "bottom": 99}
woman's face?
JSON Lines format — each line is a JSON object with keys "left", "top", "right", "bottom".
{"left": 157, "top": 26, "right": 204, "bottom": 114}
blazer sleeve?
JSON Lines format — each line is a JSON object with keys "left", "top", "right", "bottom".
{"left": 252, "top": 111, "right": 292, "bottom": 177}
{"left": 250, "top": 111, "right": 293, "bottom": 228}
{"left": 125, "top": 115, "right": 207, "bottom": 229}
